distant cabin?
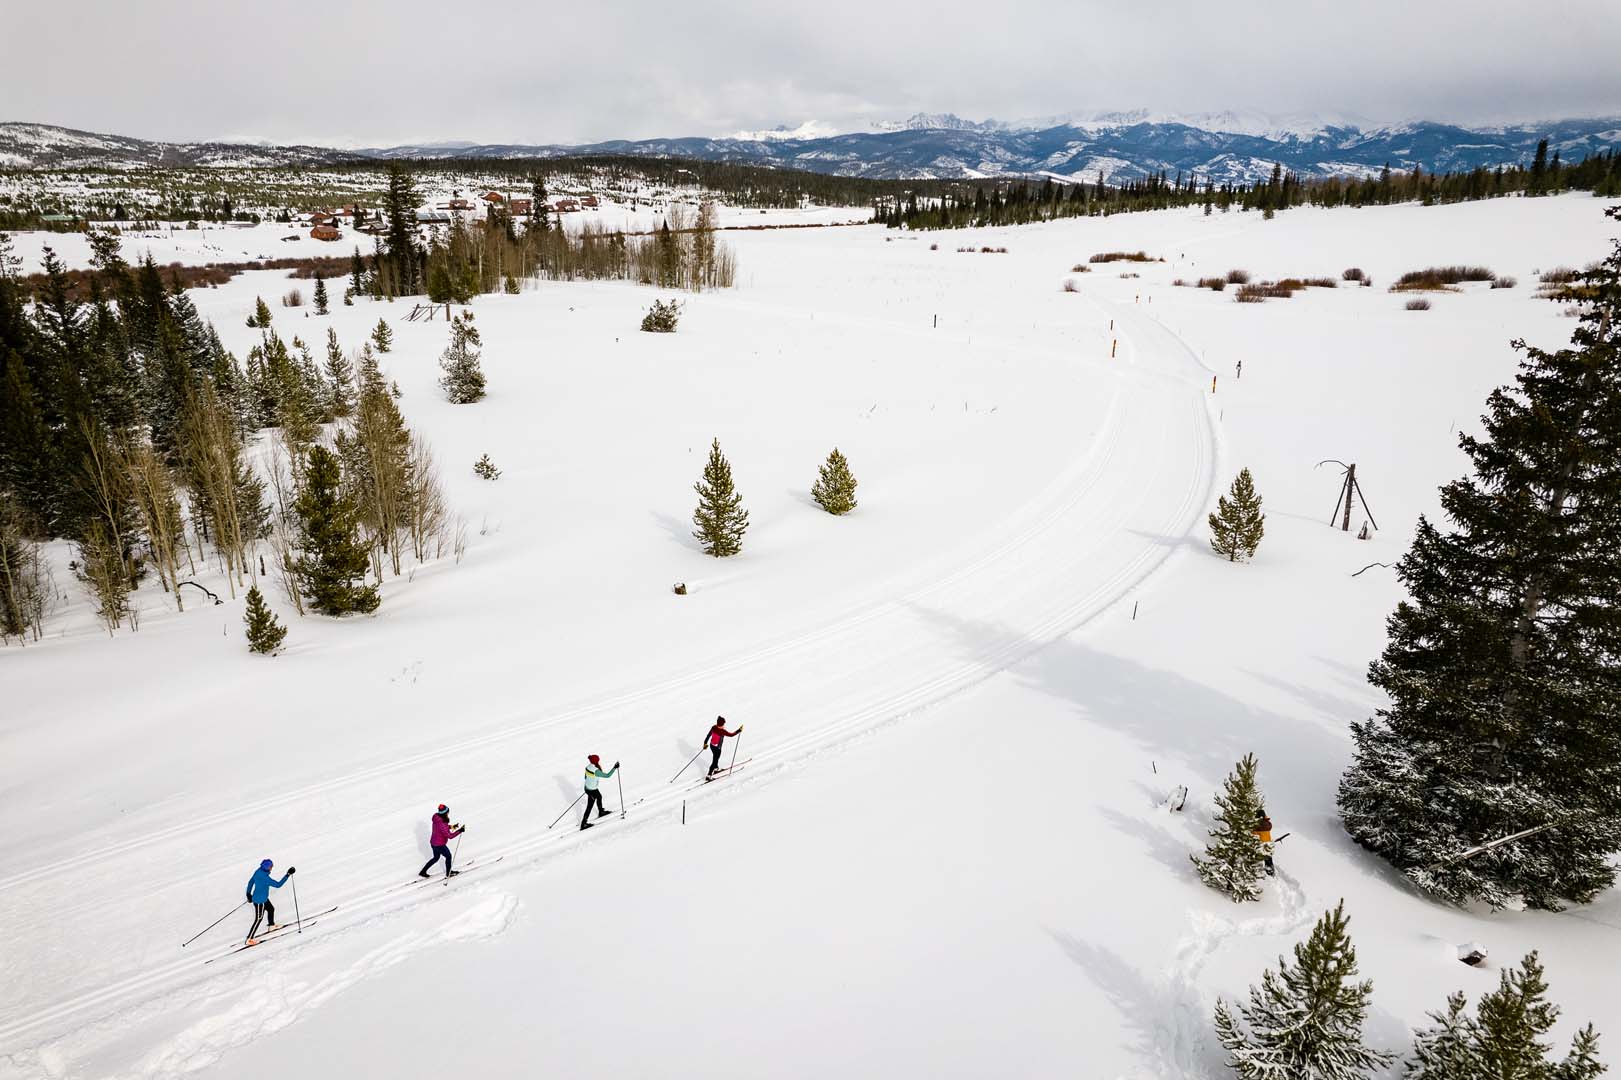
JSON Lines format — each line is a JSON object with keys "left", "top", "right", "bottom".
{"left": 481, "top": 191, "right": 504, "bottom": 204}
{"left": 415, "top": 210, "right": 452, "bottom": 224}
{"left": 552, "top": 198, "right": 581, "bottom": 213}
{"left": 309, "top": 224, "right": 342, "bottom": 241}
{"left": 508, "top": 198, "right": 533, "bottom": 215}
{"left": 580, "top": 195, "right": 599, "bottom": 208}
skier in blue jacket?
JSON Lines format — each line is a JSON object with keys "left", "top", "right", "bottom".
{"left": 245, "top": 859, "right": 295, "bottom": 944}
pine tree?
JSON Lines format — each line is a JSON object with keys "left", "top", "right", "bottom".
{"left": 1214, "top": 901, "right": 1393, "bottom": 1079}
{"left": 291, "top": 445, "right": 379, "bottom": 615}
{"left": 640, "top": 298, "right": 681, "bottom": 333}
{"left": 438, "top": 313, "right": 486, "bottom": 403}
{"left": 350, "top": 246, "right": 365, "bottom": 293}
{"left": 313, "top": 273, "right": 329, "bottom": 316}
{"left": 371, "top": 318, "right": 393, "bottom": 353}
{"left": 382, "top": 164, "right": 421, "bottom": 295}
{"left": 1191, "top": 753, "right": 1268, "bottom": 902}
{"left": 1405, "top": 953, "right": 1607, "bottom": 1080}
{"left": 1209, "top": 467, "right": 1265, "bottom": 562}
{"left": 243, "top": 584, "right": 287, "bottom": 654}
{"left": 811, "top": 447, "right": 858, "bottom": 515}
{"left": 692, "top": 437, "right": 749, "bottom": 557}
{"left": 1338, "top": 215, "right": 1621, "bottom": 910}
{"left": 323, "top": 328, "right": 353, "bottom": 418}
{"left": 248, "top": 295, "right": 272, "bottom": 329}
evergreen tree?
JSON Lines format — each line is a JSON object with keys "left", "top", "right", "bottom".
{"left": 640, "top": 299, "right": 681, "bottom": 333}
{"left": 1213, "top": 901, "right": 1393, "bottom": 1079}
{"left": 382, "top": 164, "right": 421, "bottom": 295}
{"left": 692, "top": 437, "right": 749, "bottom": 557}
{"left": 323, "top": 328, "right": 354, "bottom": 418}
{"left": 1209, "top": 467, "right": 1265, "bottom": 562}
{"left": 313, "top": 273, "right": 329, "bottom": 316}
{"left": 438, "top": 313, "right": 486, "bottom": 403}
{"left": 243, "top": 584, "right": 287, "bottom": 654}
{"left": 1191, "top": 753, "right": 1268, "bottom": 902}
{"left": 371, "top": 318, "right": 393, "bottom": 353}
{"left": 1405, "top": 953, "right": 1606, "bottom": 1080}
{"left": 1530, "top": 139, "right": 1551, "bottom": 195}
{"left": 350, "top": 246, "right": 365, "bottom": 293}
{"left": 811, "top": 447, "right": 859, "bottom": 515}
{"left": 291, "top": 445, "right": 379, "bottom": 615}
{"left": 248, "top": 295, "right": 272, "bottom": 329}
{"left": 1338, "top": 215, "right": 1621, "bottom": 910}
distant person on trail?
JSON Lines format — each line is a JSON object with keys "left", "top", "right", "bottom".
{"left": 419, "top": 804, "right": 464, "bottom": 879}
{"left": 245, "top": 859, "right": 294, "bottom": 944}
{"left": 705, "top": 716, "right": 743, "bottom": 777}
{"left": 1254, "top": 810, "right": 1276, "bottom": 877}
{"left": 580, "top": 755, "right": 619, "bottom": 830}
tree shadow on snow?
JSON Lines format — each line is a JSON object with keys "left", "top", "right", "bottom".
{"left": 650, "top": 510, "right": 702, "bottom": 553}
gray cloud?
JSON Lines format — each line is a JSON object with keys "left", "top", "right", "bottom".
{"left": 7, "top": 0, "right": 1619, "bottom": 145}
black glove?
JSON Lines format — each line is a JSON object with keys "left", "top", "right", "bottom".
{"left": 614, "top": 761, "right": 620, "bottom": 769}
{"left": 286, "top": 866, "right": 297, "bottom": 875}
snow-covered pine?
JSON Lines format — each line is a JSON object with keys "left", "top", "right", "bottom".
{"left": 290, "top": 445, "right": 379, "bottom": 615}
{"left": 692, "top": 437, "right": 749, "bottom": 557}
{"left": 811, "top": 447, "right": 858, "bottom": 515}
{"left": 1209, "top": 466, "right": 1265, "bottom": 562}
{"left": 1214, "top": 900, "right": 1393, "bottom": 1079}
{"left": 438, "top": 313, "right": 486, "bottom": 404}
{"left": 1191, "top": 752, "right": 1267, "bottom": 902}
{"left": 640, "top": 298, "right": 681, "bottom": 333}
{"left": 1338, "top": 218, "right": 1621, "bottom": 911}
{"left": 323, "top": 328, "right": 353, "bottom": 419}
{"left": 243, "top": 584, "right": 286, "bottom": 654}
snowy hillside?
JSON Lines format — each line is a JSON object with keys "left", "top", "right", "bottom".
{"left": 1, "top": 193, "right": 1618, "bottom": 1079}
{"left": 5, "top": 116, "right": 1619, "bottom": 183}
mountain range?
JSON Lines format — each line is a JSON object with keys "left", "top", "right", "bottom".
{"left": 3, "top": 115, "right": 1617, "bottom": 185}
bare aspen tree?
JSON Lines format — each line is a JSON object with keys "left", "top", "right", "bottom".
{"left": 122, "top": 440, "right": 187, "bottom": 610}
{"left": 406, "top": 434, "right": 447, "bottom": 562}
{"left": 180, "top": 382, "right": 253, "bottom": 595}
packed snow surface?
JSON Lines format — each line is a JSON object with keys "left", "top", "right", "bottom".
{"left": 2, "top": 193, "right": 1618, "bottom": 1079}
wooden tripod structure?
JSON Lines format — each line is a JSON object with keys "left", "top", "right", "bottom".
{"left": 1317, "top": 459, "right": 1379, "bottom": 533}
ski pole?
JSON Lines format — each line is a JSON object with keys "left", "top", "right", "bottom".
{"left": 548, "top": 791, "right": 585, "bottom": 829}
{"left": 1273, "top": 832, "right": 1291, "bottom": 844}
{"left": 292, "top": 873, "right": 303, "bottom": 934}
{"left": 453, "top": 829, "right": 463, "bottom": 864}
{"left": 617, "top": 768, "right": 626, "bottom": 819}
{"left": 729, "top": 731, "right": 743, "bottom": 772}
{"left": 670, "top": 746, "right": 705, "bottom": 783}
{"left": 181, "top": 900, "right": 248, "bottom": 947}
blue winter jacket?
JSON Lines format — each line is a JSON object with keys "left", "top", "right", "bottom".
{"left": 246, "top": 867, "right": 289, "bottom": 904}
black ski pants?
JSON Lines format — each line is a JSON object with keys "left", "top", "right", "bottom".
{"left": 708, "top": 743, "right": 724, "bottom": 775}
{"left": 581, "top": 788, "right": 607, "bottom": 828}
{"left": 421, "top": 844, "right": 454, "bottom": 876}
{"left": 248, "top": 900, "right": 275, "bottom": 939}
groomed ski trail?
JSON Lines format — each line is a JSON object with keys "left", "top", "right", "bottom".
{"left": 0, "top": 300, "right": 1220, "bottom": 1055}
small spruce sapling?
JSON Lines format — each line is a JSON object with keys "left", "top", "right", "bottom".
{"left": 473, "top": 453, "right": 501, "bottom": 480}
{"left": 313, "top": 273, "right": 329, "bottom": 315}
{"left": 1213, "top": 900, "right": 1393, "bottom": 1080}
{"left": 371, "top": 318, "right": 393, "bottom": 353}
{"left": 1191, "top": 752, "right": 1268, "bottom": 902}
{"left": 243, "top": 584, "right": 287, "bottom": 654}
{"left": 438, "top": 313, "right": 486, "bottom": 404}
{"left": 1209, "top": 466, "right": 1265, "bottom": 562}
{"left": 811, "top": 447, "right": 859, "bottom": 515}
{"left": 692, "top": 438, "right": 749, "bottom": 557}
{"left": 641, "top": 299, "right": 681, "bottom": 333}
{"left": 247, "top": 295, "right": 272, "bottom": 329}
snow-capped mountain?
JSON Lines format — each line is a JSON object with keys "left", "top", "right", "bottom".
{"left": 3, "top": 116, "right": 1617, "bottom": 184}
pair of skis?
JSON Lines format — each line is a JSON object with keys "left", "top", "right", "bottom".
{"left": 203, "top": 905, "right": 338, "bottom": 964}
{"left": 699, "top": 757, "right": 752, "bottom": 784}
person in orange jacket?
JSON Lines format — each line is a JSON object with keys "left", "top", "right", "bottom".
{"left": 1254, "top": 809, "right": 1276, "bottom": 877}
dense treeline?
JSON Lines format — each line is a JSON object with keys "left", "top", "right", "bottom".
{"left": 878, "top": 142, "right": 1621, "bottom": 230}
{"left": 365, "top": 166, "right": 734, "bottom": 303}
{"left": 0, "top": 225, "right": 454, "bottom": 642}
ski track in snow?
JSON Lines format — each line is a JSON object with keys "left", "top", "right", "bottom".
{"left": 0, "top": 300, "right": 1219, "bottom": 1059}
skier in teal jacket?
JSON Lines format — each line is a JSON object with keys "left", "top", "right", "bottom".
{"left": 245, "top": 859, "right": 294, "bottom": 943}
{"left": 580, "top": 754, "right": 618, "bottom": 830}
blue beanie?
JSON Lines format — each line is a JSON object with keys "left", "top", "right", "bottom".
{"left": 260, "top": 859, "right": 273, "bottom": 870}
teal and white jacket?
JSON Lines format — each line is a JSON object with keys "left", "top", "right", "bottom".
{"left": 583, "top": 764, "right": 618, "bottom": 791}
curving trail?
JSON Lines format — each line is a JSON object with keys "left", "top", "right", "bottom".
{"left": 0, "top": 299, "right": 1218, "bottom": 1055}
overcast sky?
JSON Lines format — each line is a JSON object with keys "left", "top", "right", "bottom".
{"left": 7, "top": 0, "right": 1619, "bottom": 146}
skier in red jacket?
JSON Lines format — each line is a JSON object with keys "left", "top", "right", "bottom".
{"left": 705, "top": 717, "right": 743, "bottom": 777}
{"left": 419, "top": 804, "right": 464, "bottom": 878}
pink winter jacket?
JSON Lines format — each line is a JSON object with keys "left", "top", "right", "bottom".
{"left": 430, "top": 815, "right": 461, "bottom": 847}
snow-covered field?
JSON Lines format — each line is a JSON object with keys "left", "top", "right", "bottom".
{"left": 2, "top": 193, "right": 1617, "bottom": 1079}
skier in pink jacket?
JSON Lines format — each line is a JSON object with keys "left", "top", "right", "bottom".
{"left": 419, "top": 804, "right": 465, "bottom": 878}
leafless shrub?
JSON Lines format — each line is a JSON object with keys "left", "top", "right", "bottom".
{"left": 1226, "top": 269, "right": 1251, "bottom": 284}
{"left": 1237, "top": 283, "right": 1295, "bottom": 301}
{"left": 1342, "top": 267, "right": 1367, "bottom": 282}
{"left": 1491, "top": 276, "right": 1517, "bottom": 289}
{"left": 1090, "top": 250, "right": 1155, "bottom": 264}
{"left": 1405, "top": 298, "right": 1432, "bottom": 310}
{"left": 1062, "top": 279, "right": 1079, "bottom": 292}
{"left": 1198, "top": 277, "right": 1226, "bottom": 291}
{"left": 1392, "top": 266, "right": 1495, "bottom": 291}
{"left": 1069, "top": 264, "right": 1092, "bottom": 273}
{"left": 1119, "top": 271, "right": 1140, "bottom": 279}
{"left": 282, "top": 288, "right": 304, "bottom": 307}
{"left": 1172, "top": 278, "right": 1188, "bottom": 287}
